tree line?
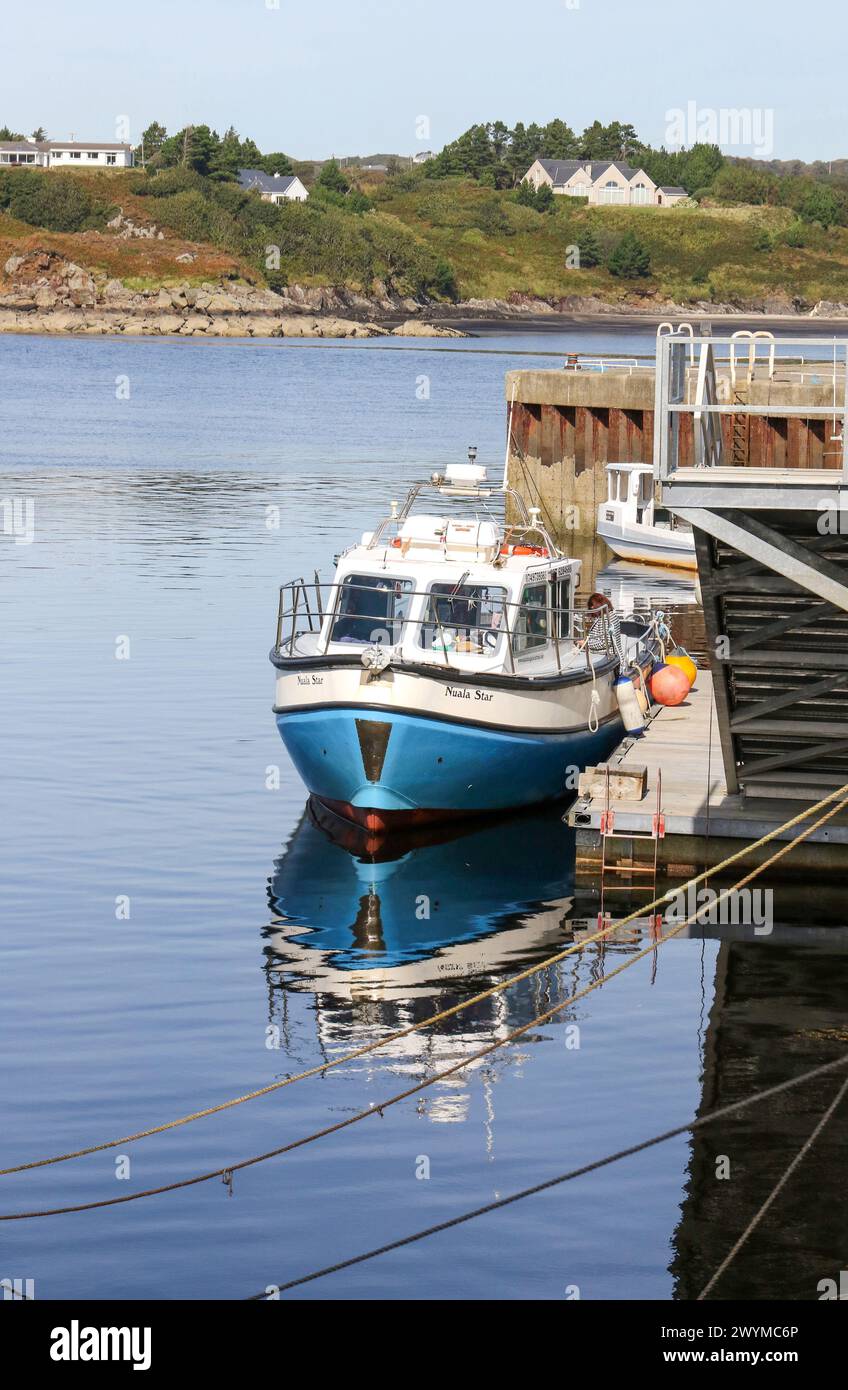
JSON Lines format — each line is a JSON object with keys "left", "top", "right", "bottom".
{"left": 137, "top": 122, "right": 294, "bottom": 180}
{"left": 423, "top": 118, "right": 725, "bottom": 195}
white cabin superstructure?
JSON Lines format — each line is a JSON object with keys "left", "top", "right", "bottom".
{"left": 271, "top": 459, "right": 657, "bottom": 830}
{"left": 597, "top": 462, "right": 696, "bottom": 571}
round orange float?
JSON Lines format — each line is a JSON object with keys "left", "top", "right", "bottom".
{"left": 649, "top": 663, "right": 692, "bottom": 707}
{"left": 665, "top": 647, "right": 698, "bottom": 687}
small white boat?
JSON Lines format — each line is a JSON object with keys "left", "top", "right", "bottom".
{"left": 270, "top": 456, "right": 659, "bottom": 832}
{"left": 597, "top": 462, "right": 697, "bottom": 571}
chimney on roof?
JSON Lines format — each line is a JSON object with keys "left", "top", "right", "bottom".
{"left": 273, "top": 171, "right": 280, "bottom": 178}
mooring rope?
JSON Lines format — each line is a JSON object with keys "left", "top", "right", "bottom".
{"left": 697, "top": 1069, "right": 848, "bottom": 1300}
{"left": 1, "top": 790, "right": 845, "bottom": 1223}
{"left": 246, "top": 1052, "right": 848, "bottom": 1299}
{"left": 2, "top": 781, "right": 847, "bottom": 1181}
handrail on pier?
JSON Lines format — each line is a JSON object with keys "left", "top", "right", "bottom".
{"left": 654, "top": 331, "right": 848, "bottom": 483}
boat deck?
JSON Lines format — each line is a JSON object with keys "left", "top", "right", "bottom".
{"left": 567, "top": 671, "right": 848, "bottom": 864}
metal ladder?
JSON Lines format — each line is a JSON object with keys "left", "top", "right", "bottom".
{"left": 598, "top": 766, "right": 665, "bottom": 933}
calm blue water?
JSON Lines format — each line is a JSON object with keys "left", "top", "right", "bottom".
{"left": 1, "top": 332, "right": 845, "bottom": 1302}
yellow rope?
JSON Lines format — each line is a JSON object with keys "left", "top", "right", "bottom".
{"left": 2, "top": 790, "right": 844, "bottom": 1222}
{"left": 2, "top": 780, "right": 847, "bottom": 1179}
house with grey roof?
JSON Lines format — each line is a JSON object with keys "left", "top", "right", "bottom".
{"left": 0, "top": 137, "right": 134, "bottom": 169}
{"left": 522, "top": 157, "right": 687, "bottom": 206}
{"left": 237, "top": 168, "right": 309, "bottom": 204}
{"left": 657, "top": 185, "right": 688, "bottom": 205}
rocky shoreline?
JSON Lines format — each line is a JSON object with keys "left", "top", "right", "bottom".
{"left": 0, "top": 251, "right": 467, "bottom": 339}
{"left": 2, "top": 249, "right": 847, "bottom": 339}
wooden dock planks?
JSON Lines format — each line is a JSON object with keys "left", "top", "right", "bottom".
{"left": 568, "top": 672, "right": 848, "bottom": 852}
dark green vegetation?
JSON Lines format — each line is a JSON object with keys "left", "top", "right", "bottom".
{"left": 0, "top": 169, "right": 116, "bottom": 232}
{"left": 424, "top": 118, "right": 848, "bottom": 226}
{"left": 373, "top": 178, "right": 848, "bottom": 304}
{"left": 2, "top": 115, "right": 848, "bottom": 307}
{"left": 132, "top": 164, "right": 457, "bottom": 298}
{"left": 424, "top": 117, "right": 725, "bottom": 196}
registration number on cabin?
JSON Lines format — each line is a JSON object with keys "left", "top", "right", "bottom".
{"left": 445, "top": 685, "right": 493, "bottom": 702}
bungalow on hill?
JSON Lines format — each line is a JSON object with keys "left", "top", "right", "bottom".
{"left": 0, "top": 137, "right": 134, "bottom": 168}
{"left": 237, "top": 168, "right": 309, "bottom": 203}
{"left": 522, "top": 158, "right": 688, "bottom": 206}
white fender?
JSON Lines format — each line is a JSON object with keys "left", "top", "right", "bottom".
{"left": 615, "top": 673, "right": 645, "bottom": 734}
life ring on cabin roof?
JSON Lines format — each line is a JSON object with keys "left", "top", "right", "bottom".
{"left": 500, "top": 544, "right": 550, "bottom": 557}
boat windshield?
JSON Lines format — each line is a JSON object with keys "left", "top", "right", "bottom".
{"left": 331, "top": 574, "right": 413, "bottom": 645}
{"left": 420, "top": 582, "right": 507, "bottom": 654}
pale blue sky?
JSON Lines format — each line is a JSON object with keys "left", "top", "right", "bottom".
{"left": 2, "top": 0, "right": 842, "bottom": 162}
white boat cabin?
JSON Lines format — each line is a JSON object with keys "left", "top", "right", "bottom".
{"left": 597, "top": 462, "right": 696, "bottom": 570}
{"left": 281, "top": 464, "right": 619, "bottom": 675}
{"left": 603, "top": 463, "right": 664, "bottom": 528}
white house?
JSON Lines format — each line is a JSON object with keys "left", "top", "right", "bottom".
{"left": 47, "top": 141, "right": 134, "bottom": 167}
{"left": 522, "top": 158, "right": 687, "bottom": 207}
{"left": 0, "top": 138, "right": 134, "bottom": 168}
{"left": 0, "top": 140, "right": 49, "bottom": 167}
{"left": 412, "top": 150, "right": 435, "bottom": 164}
{"left": 237, "top": 168, "right": 309, "bottom": 203}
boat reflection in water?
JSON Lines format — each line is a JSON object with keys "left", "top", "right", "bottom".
{"left": 263, "top": 801, "right": 591, "bottom": 1124}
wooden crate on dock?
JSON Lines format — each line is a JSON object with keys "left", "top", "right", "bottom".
{"left": 578, "top": 763, "right": 647, "bottom": 801}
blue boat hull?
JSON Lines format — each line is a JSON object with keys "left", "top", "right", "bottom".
{"left": 276, "top": 705, "right": 623, "bottom": 830}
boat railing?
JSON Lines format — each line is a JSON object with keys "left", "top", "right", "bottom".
{"left": 274, "top": 579, "right": 624, "bottom": 674}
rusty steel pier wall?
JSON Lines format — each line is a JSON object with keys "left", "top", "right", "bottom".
{"left": 505, "top": 364, "right": 840, "bottom": 542}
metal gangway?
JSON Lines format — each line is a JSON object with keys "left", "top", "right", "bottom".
{"left": 653, "top": 328, "right": 848, "bottom": 802}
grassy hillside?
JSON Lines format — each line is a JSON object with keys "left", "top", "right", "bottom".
{"left": 373, "top": 177, "right": 848, "bottom": 306}
{"left": 2, "top": 166, "right": 847, "bottom": 309}
{"left": 0, "top": 169, "right": 253, "bottom": 287}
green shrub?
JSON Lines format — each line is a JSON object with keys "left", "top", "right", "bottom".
{"left": 473, "top": 197, "right": 513, "bottom": 236}
{"left": 575, "top": 225, "right": 601, "bottom": 267}
{"left": 137, "top": 166, "right": 205, "bottom": 198}
{"left": 608, "top": 231, "right": 651, "bottom": 278}
{"left": 782, "top": 220, "right": 808, "bottom": 248}
{"left": 2, "top": 171, "right": 105, "bottom": 232}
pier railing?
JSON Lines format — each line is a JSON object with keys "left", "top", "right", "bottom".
{"left": 274, "top": 579, "right": 629, "bottom": 674}
{"left": 654, "top": 331, "right": 848, "bottom": 481}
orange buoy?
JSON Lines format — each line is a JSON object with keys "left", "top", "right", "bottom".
{"left": 650, "top": 663, "right": 691, "bottom": 707}
{"left": 665, "top": 648, "right": 698, "bottom": 686}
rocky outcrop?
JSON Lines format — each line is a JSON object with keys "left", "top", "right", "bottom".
{"left": 809, "top": 300, "right": 848, "bottom": 318}
{"left": 0, "top": 302, "right": 391, "bottom": 340}
{"left": 0, "top": 253, "right": 411, "bottom": 337}
{"left": 390, "top": 320, "right": 467, "bottom": 337}
{"left": 106, "top": 209, "right": 165, "bottom": 240}
{"left": 6, "top": 246, "right": 845, "bottom": 334}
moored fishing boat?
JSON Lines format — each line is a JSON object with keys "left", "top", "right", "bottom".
{"left": 270, "top": 457, "right": 658, "bottom": 831}
{"left": 597, "top": 462, "right": 697, "bottom": 570}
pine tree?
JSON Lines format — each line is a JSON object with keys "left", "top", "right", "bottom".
{"left": 577, "top": 225, "right": 601, "bottom": 268}
{"left": 608, "top": 231, "right": 651, "bottom": 278}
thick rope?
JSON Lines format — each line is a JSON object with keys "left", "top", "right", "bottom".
{"left": 697, "top": 1070, "right": 848, "bottom": 1300}
{"left": 2, "top": 790, "right": 844, "bottom": 1223}
{"left": 247, "top": 1054, "right": 848, "bottom": 1298}
{"left": 2, "top": 781, "right": 847, "bottom": 1180}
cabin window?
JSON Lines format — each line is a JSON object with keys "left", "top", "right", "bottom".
{"left": 330, "top": 574, "right": 412, "bottom": 645}
{"left": 514, "top": 583, "right": 549, "bottom": 653}
{"left": 555, "top": 575, "right": 574, "bottom": 639}
{"left": 420, "top": 582, "right": 506, "bottom": 654}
